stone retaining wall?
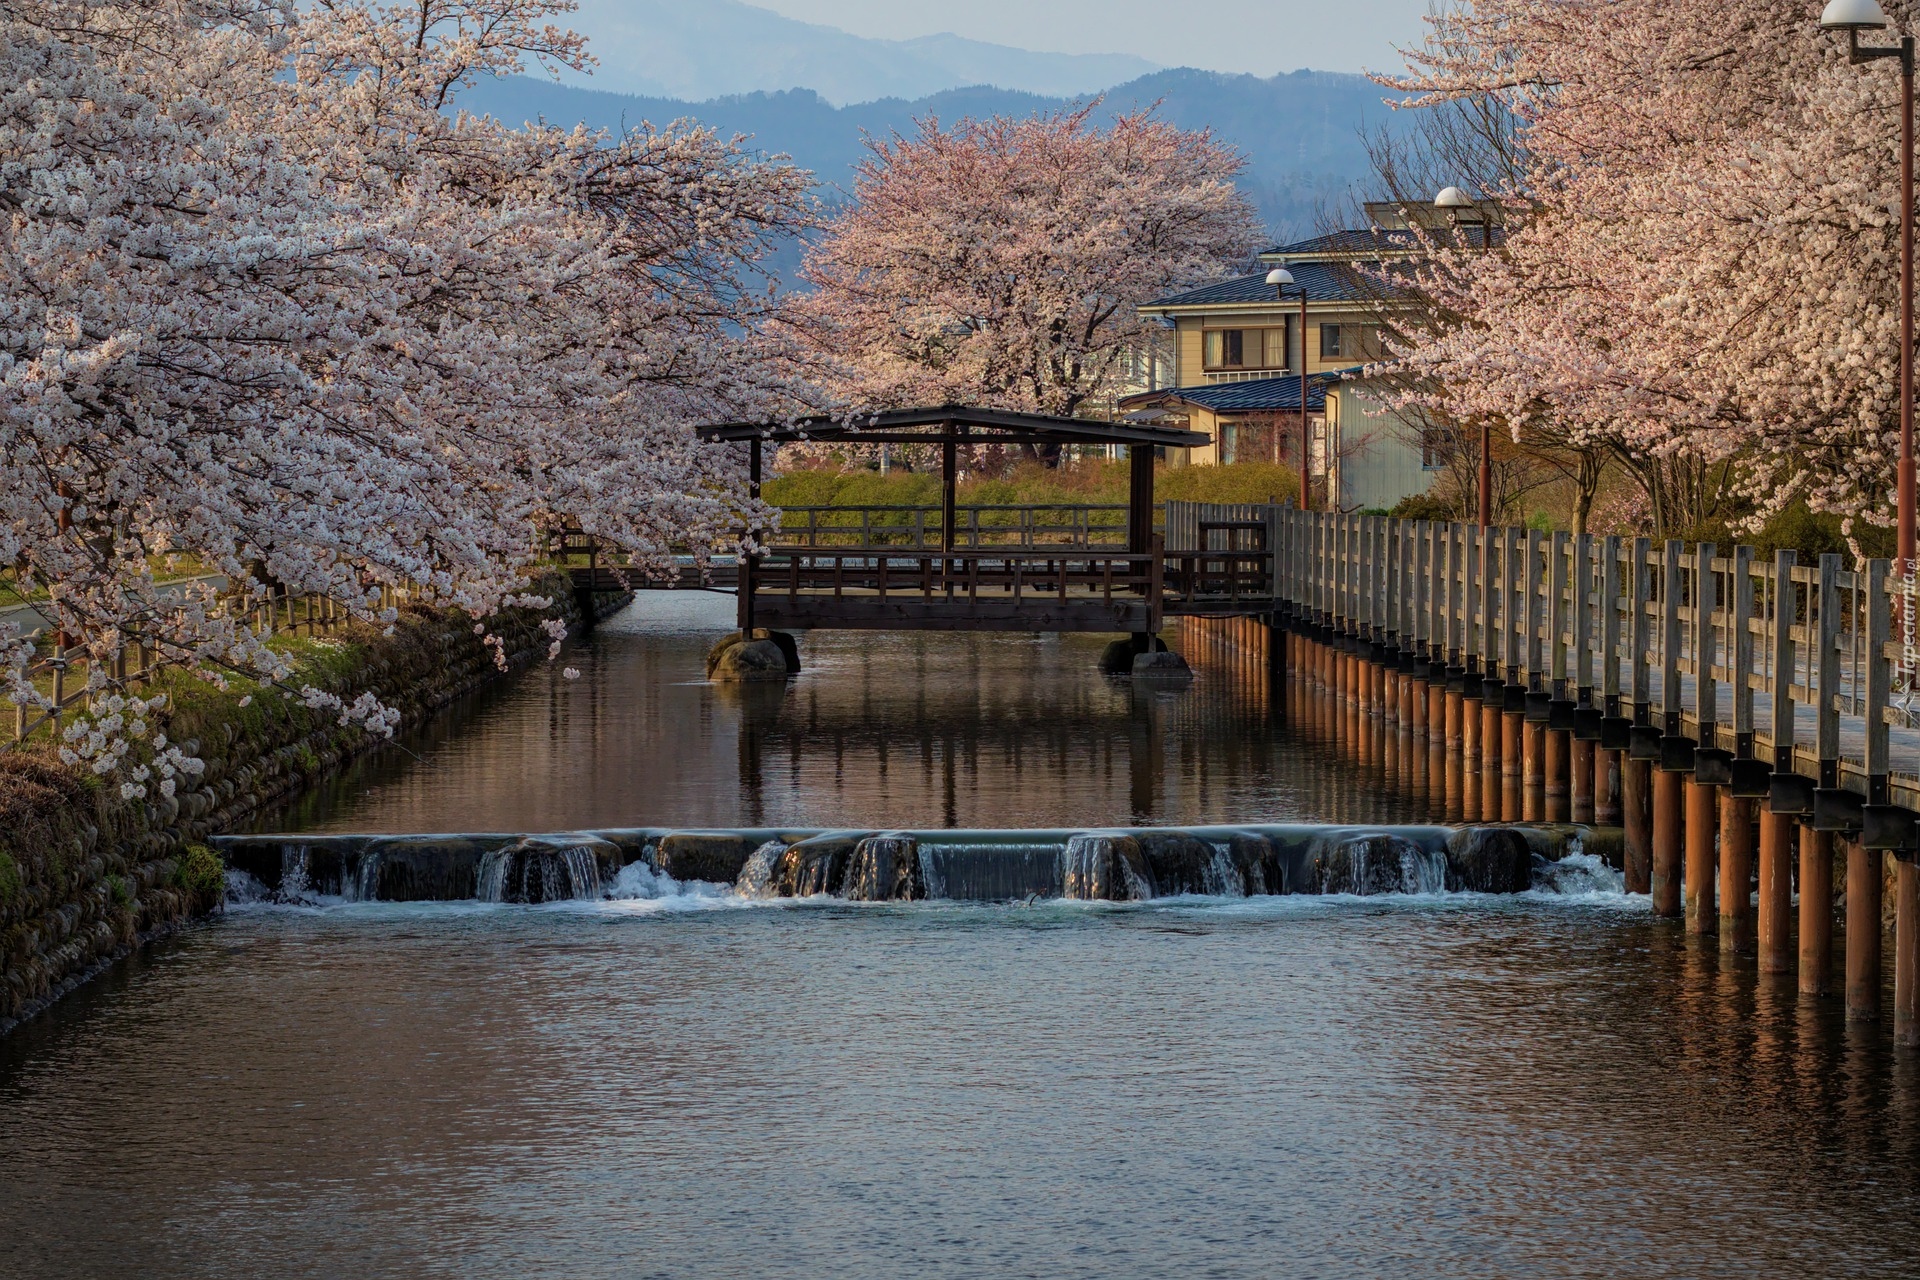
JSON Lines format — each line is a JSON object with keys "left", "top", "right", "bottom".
{"left": 0, "top": 583, "right": 627, "bottom": 1032}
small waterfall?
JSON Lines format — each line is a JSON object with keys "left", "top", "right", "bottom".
{"left": 916, "top": 845, "right": 946, "bottom": 900}
{"left": 1059, "top": 834, "right": 1155, "bottom": 902}
{"left": 475, "top": 839, "right": 605, "bottom": 904}
{"left": 280, "top": 844, "right": 312, "bottom": 897}
{"left": 916, "top": 842, "right": 1064, "bottom": 901}
{"left": 1060, "top": 834, "right": 1114, "bottom": 900}
{"left": 734, "top": 840, "right": 788, "bottom": 898}
{"left": 1200, "top": 843, "right": 1247, "bottom": 897}
{"left": 1119, "top": 858, "right": 1155, "bottom": 902}
{"left": 350, "top": 851, "right": 384, "bottom": 902}
{"left": 842, "top": 835, "right": 920, "bottom": 901}
{"left": 1398, "top": 844, "right": 1450, "bottom": 895}
{"left": 224, "top": 868, "right": 270, "bottom": 904}
{"left": 1315, "top": 834, "right": 1450, "bottom": 896}
{"left": 476, "top": 848, "right": 510, "bottom": 903}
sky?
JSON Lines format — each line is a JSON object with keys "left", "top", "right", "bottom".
{"left": 749, "top": 0, "right": 1438, "bottom": 77}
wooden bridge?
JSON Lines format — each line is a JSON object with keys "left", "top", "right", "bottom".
{"left": 645, "top": 406, "right": 1275, "bottom": 634}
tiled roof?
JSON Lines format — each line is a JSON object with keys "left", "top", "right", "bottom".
{"left": 1120, "top": 372, "right": 1339, "bottom": 414}
{"left": 1263, "top": 224, "right": 1506, "bottom": 258}
{"left": 1143, "top": 261, "right": 1371, "bottom": 309}
{"left": 1264, "top": 228, "right": 1422, "bottom": 256}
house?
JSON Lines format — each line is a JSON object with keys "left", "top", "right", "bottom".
{"left": 1122, "top": 205, "right": 1460, "bottom": 511}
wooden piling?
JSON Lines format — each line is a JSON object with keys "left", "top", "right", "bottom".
{"left": 1596, "top": 747, "right": 1621, "bottom": 825}
{"left": 1546, "top": 728, "right": 1572, "bottom": 822}
{"left": 1758, "top": 808, "right": 1794, "bottom": 973}
{"left": 1897, "top": 859, "right": 1919, "bottom": 1047}
{"left": 1522, "top": 720, "right": 1546, "bottom": 822}
{"left": 1652, "top": 766, "right": 1683, "bottom": 918}
{"left": 1571, "top": 738, "right": 1594, "bottom": 823}
{"left": 1494, "top": 710, "right": 1516, "bottom": 821}
{"left": 1845, "top": 839, "right": 1882, "bottom": 1021}
{"left": 1800, "top": 825, "right": 1834, "bottom": 997}
{"left": 1684, "top": 779, "right": 1718, "bottom": 935}
{"left": 1481, "top": 700, "right": 1503, "bottom": 821}
{"left": 1719, "top": 792, "right": 1754, "bottom": 954}
{"left": 1623, "top": 757, "right": 1652, "bottom": 894}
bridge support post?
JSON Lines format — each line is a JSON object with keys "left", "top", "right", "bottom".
{"left": 1758, "top": 807, "right": 1794, "bottom": 973}
{"left": 739, "top": 438, "right": 762, "bottom": 635}
{"left": 1846, "top": 838, "right": 1882, "bottom": 1021}
{"left": 1896, "top": 858, "right": 1919, "bottom": 1046}
{"left": 1651, "top": 766, "right": 1683, "bottom": 918}
{"left": 1800, "top": 825, "right": 1834, "bottom": 996}
{"left": 1684, "top": 777, "right": 1717, "bottom": 934}
{"left": 1623, "top": 755, "right": 1652, "bottom": 894}
{"left": 1719, "top": 791, "right": 1754, "bottom": 954}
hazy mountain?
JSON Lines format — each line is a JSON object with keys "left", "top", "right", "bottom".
{"left": 462, "top": 67, "right": 1399, "bottom": 242}
{"left": 559, "top": 0, "right": 1160, "bottom": 106}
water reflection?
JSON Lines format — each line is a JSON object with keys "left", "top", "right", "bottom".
{"left": 3, "top": 895, "right": 1919, "bottom": 1280}
{"left": 261, "top": 594, "right": 1447, "bottom": 835}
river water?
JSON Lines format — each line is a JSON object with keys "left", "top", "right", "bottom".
{"left": 3, "top": 594, "right": 1918, "bottom": 1279}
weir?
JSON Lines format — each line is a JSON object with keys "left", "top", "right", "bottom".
{"left": 215, "top": 822, "right": 1610, "bottom": 905}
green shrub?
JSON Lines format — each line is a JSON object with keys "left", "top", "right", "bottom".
{"left": 1390, "top": 491, "right": 1458, "bottom": 522}
{"left": 108, "top": 875, "right": 132, "bottom": 908}
{"left": 172, "top": 844, "right": 225, "bottom": 905}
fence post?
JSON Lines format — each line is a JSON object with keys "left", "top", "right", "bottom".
{"left": 1696, "top": 542, "right": 1720, "bottom": 751}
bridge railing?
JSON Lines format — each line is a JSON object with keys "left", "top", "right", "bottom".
{"left": 1274, "top": 507, "right": 1920, "bottom": 816}
{"left": 775, "top": 504, "right": 1144, "bottom": 550}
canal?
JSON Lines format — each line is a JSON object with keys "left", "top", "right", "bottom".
{"left": 3, "top": 594, "right": 1918, "bottom": 1278}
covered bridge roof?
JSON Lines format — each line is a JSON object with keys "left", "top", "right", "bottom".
{"left": 698, "top": 405, "right": 1211, "bottom": 449}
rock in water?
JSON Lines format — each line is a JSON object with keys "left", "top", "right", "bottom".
{"left": 1098, "top": 634, "right": 1168, "bottom": 674}
{"left": 1131, "top": 649, "right": 1193, "bottom": 678}
{"left": 709, "top": 638, "right": 791, "bottom": 681}
{"left": 706, "top": 629, "right": 800, "bottom": 675}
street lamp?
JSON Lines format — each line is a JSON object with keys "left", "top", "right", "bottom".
{"left": 1268, "top": 266, "right": 1314, "bottom": 510}
{"left": 1435, "top": 186, "right": 1494, "bottom": 527}
{"left": 1822, "top": 0, "right": 1920, "bottom": 1051}
{"left": 1822, "top": 0, "right": 1915, "bottom": 589}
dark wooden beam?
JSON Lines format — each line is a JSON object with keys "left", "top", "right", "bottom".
{"left": 740, "top": 438, "right": 761, "bottom": 634}
{"left": 1128, "top": 443, "right": 1155, "bottom": 557}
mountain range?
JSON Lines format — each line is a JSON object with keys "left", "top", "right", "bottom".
{"left": 558, "top": 0, "right": 1161, "bottom": 106}
{"left": 462, "top": 67, "right": 1401, "bottom": 242}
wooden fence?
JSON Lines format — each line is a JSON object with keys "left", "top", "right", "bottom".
{"left": 1272, "top": 510, "right": 1920, "bottom": 813}
{"left": 11, "top": 590, "right": 367, "bottom": 744}
{"left": 776, "top": 504, "right": 1139, "bottom": 550}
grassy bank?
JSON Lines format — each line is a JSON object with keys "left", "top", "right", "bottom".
{"left": 765, "top": 460, "right": 1301, "bottom": 510}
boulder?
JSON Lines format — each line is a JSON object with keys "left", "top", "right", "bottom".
{"left": 1098, "top": 633, "right": 1167, "bottom": 674}
{"left": 706, "top": 629, "right": 800, "bottom": 676}
{"left": 709, "top": 639, "right": 791, "bottom": 682}
{"left": 1131, "top": 649, "right": 1193, "bottom": 679}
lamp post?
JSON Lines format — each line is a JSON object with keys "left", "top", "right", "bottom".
{"left": 1822, "top": 0, "right": 1915, "bottom": 588}
{"left": 1267, "top": 267, "right": 1312, "bottom": 510}
{"left": 1823, "top": 0, "right": 1919, "bottom": 1050}
{"left": 1436, "top": 185, "right": 1494, "bottom": 528}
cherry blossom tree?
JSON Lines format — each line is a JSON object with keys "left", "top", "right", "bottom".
{"left": 784, "top": 106, "right": 1261, "bottom": 458}
{"left": 1371, "top": 1, "right": 1920, "bottom": 540}
{"left": 2, "top": 0, "right": 814, "bottom": 779}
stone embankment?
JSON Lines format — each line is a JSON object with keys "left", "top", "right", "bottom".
{"left": 0, "top": 581, "right": 627, "bottom": 1032}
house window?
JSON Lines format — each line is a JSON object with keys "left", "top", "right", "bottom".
{"left": 1421, "top": 425, "right": 1447, "bottom": 469}
{"left": 1320, "top": 324, "right": 1343, "bottom": 359}
{"left": 1204, "top": 329, "right": 1247, "bottom": 369}
{"left": 1205, "top": 327, "right": 1292, "bottom": 371}
{"left": 1265, "top": 324, "right": 1291, "bottom": 371}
